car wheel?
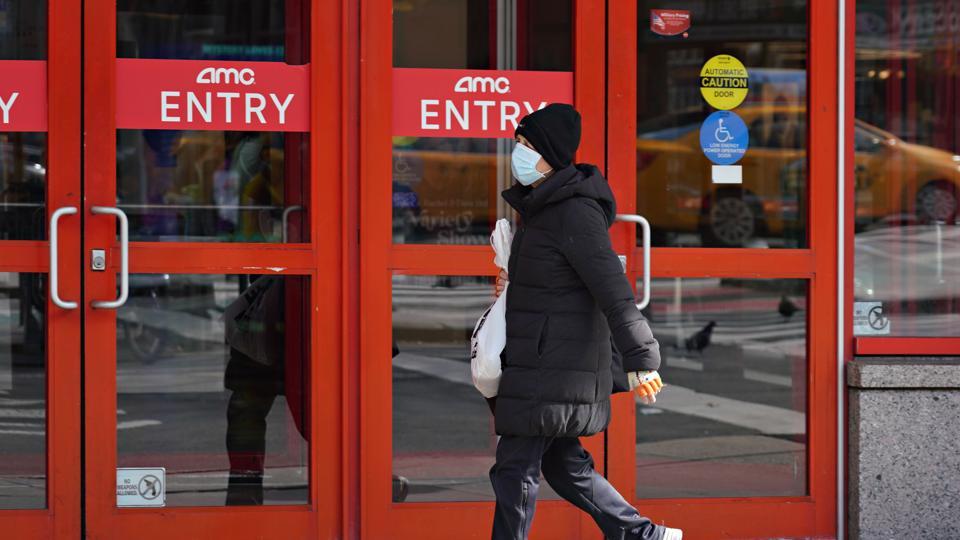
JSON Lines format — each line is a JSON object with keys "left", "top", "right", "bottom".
{"left": 916, "top": 181, "right": 958, "bottom": 224}
{"left": 704, "top": 194, "right": 759, "bottom": 247}
{"left": 123, "top": 317, "right": 166, "bottom": 364}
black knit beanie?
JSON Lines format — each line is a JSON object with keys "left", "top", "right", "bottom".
{"left": 515, "top": 103, "right": 581, "bottom": 170}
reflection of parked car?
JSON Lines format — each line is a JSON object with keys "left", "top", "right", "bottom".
{"left": 636, "top": 106, "right": 960, "bottom": 246}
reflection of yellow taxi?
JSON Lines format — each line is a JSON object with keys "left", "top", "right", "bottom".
{"left": 392, "top": 138, "right": 501, "bottom": 244}
{"left": 636, "top": 106, "right": 960, "bottom": 246}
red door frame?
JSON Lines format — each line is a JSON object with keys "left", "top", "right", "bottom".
{"left": 81, "top": 0, "right": 343, "bottom": 537}
{"left": 0, "top": 2, "right": 82, "bottom": 538}
{"left": 359, "top": 0, "right": 608, "bottom": 538}
{"left": 605, "top": 1, "right": 839, "bottom": 538}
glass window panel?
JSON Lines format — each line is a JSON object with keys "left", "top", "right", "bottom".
{"left": 392, "top": 0, "right": 572, "bottom": 245}
{"left": 0, "top": 272, "right": 46, "bottom": 509}
{"left": 391, "top": 274, "right": 559, "bottom": 502}
{"left": 636, "top": 278, "right": 808, "bottom": 498}
{"left": 0, "top": 2, "right": 47, "bottom": 240}
{"left": 116, "top": 1, "right": 310, "bottom": 243}
{"left": 0, "top": 133, "right": 47, "bottom": 241}
{"left": 116, "top": 274, "right": 309, "bottom": 507}
{"left": 636, "top": 1, "right": 808, "bottom": 248}
{"left": 0, "top": 1, "right": 46, "bottom": 60}
{"left": 116, "top": 131, "right": 309, "bottom": 243}
{"left": 853, "top": 0, "right": 960, "bottom": 336}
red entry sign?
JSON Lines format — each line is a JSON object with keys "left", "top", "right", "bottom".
{"left": 116, "top": 59, "right": 310, "bottom": 132}
{"left": 393, "top": 68, "right": 573, "bottom": 138}
{"left": 0, "top": 61, "right": 47, "bottom": 132}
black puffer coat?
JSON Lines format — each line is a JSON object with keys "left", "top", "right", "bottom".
{"left": 495, "top": 163, "right": 661, "bottom": 438}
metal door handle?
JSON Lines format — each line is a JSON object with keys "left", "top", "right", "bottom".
{"left": 49, "top": 206, "right": 78, "bottom": 310}
{"left": 615, "top": 214, "right": 651, "bottom": 311}
{"left": 90, "top": 206, "right": 129, "bottom": 309}
{"left": 281, "top": 205, "right": 304, "bottom": 243}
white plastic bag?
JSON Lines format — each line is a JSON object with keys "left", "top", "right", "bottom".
{"left": 470, "top": 219, "right": 512, "bottom": 398}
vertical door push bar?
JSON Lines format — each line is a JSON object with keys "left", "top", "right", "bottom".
{"left": 615, "top": 214, "right": 651, "bottom": 311}
{"left": 49, "top": 206, "right": 78, "bottom": 309}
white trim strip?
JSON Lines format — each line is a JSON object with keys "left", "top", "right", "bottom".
{"left": 837, "top": 0, "right": 848, "bottom": 537}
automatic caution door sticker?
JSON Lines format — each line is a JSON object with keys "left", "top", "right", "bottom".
{"left": 700, "top": 55, "right": 749, "bottom": 110}
{"left": 700, "top": 111, "right": 748, "bottom": 165}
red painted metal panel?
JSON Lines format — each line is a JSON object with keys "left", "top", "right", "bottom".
{"left": 606, "top": 0, "right": 840, "bottom": 537}
{"left": 855, "top": 337, "right": 960, "bottom": 356}
{"left": 82, "top": 0, "right": 341, "bottom": 537}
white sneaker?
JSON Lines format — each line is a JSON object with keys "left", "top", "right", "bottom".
{"left": 660, "top": 527, "right": 683, "bottom": 540}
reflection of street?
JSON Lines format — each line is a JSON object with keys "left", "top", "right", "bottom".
{"left": 391, "top": 276, "right": 808, "bottom": 501}
{"left": 855, "top": 224, "right": 960, "bottom": 335}
{"left": 113, "top": 274, "right": 308, "bottom": 507}
{"left": 116, "top": 351, "right": 307, "bottom": 506}
{"left": 638, "top": 278, "right": 807, "bottom": 498}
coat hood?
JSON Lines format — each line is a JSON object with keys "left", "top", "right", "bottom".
{"left": 501, "top": 163, "right": 617, "bottom": 227}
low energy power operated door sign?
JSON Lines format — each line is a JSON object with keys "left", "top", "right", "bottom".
{"left": 853, "top": 301, "right": 891, "bottom": 335}
{"left": 117, "top": 468, "right": 166, "bottom": 507}
{"left": 393, "top": 68, "right": 573, "bottom": 138}
{"left": 650, "top": 9, "right": 691, "bottom": 36}
{"left": 700, "top": 111, "right": 748, "bottom": 183}
{"left": 700, "top": 54, "right": 749, "bottom": 110}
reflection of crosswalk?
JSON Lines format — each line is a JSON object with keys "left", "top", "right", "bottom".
{"left": 0, "top": 398, "right": 161, "bottom": 436}
{"left": 0, "top": 398, "right": 45, "bottom": 436}
{"left": 392, "top": 352, "right": 802, "bottom": 435}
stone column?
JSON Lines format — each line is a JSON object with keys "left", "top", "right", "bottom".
{"left": 848, "top": 359, "right": 960, "bottom": 539}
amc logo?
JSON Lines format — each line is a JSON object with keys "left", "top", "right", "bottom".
{"left": 196, "top": 67, "right": 256, "bottom": 86}
{"left": 454, "top": 75, "right": 510, "bottom": 94}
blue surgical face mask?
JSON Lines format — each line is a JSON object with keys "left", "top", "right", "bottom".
{"left": 511, "top": 143, "right": 549, "bottom": 186}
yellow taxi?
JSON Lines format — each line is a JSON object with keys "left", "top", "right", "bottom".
{"left": 635, "top": 105, "right": 960, "bottom": 246}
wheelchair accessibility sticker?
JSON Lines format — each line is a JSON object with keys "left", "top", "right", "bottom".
{"left": 700, "top": 111, "right": 748, "bottom": 166}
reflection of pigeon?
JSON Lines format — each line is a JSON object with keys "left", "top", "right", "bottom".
{"left": 779, "top": 295, "right": 799, "bottom": 320}
{"left": 684, "top": 321, "right": 716, "bottom": 353}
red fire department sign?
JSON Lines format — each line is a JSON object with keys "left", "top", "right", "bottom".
{"left": 0, "top": 61, "right": 47, "bottom": 132}
{"left": 393, "top": 68, "right": 573, "bottom": 138}
{"left": 116, "top": 59, "right": 310, "bottom": 132}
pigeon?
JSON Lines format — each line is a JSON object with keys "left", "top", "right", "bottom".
{"left": 778, "top": 295, "right": 799, "bottom": 320}
{"left": 684, "top": 321, "right": 716, "bottom": 353}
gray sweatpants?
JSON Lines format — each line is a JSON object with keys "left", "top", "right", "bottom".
{"left": 490, "top": 435, "right": 662, "bottom": 540}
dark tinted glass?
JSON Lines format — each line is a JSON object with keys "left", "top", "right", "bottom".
{"left": 0, "top": 3, "right": 47, "bottom": 240}
{"left": 0, "top": 1, "right": 45, "bottom": 60}
{"left": 0, "top": 133, "right": 47, "bottom": 241}
{"left": 0, "top": 272, "right": 46, "bottom": 509}
{"left": 116, "top": 274, "right": 310, "bottom": 507}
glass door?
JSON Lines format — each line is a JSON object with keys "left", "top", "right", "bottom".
{"left": 360, "top": 0, "right": 607, "bottom": 537}
{"left": 82, "top": 0, "right": 341, "bottom": 536}
{"left": 605, "top": 1, "right": 838, "bottom": 538}
{"left": 0, "top": 1, "right": 81, "bottom": 537}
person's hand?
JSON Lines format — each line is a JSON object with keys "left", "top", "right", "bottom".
{"left": 629, "top": 371, "right": 664, "bottom": 404}
{"left": 495, "top": 269, "right": 508, "bottom": 298}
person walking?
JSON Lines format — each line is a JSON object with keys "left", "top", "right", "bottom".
{"left": 490, "top": 103, "right": 681, "bottom": 540}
